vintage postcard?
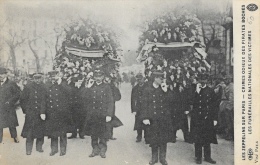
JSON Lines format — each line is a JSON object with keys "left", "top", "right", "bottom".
{"left": 0, "top": 0, "right": 259, "bottom": 165}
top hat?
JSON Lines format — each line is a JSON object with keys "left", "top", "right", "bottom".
{"left": 33, "top": 73, "right": 44, "bottom": 79}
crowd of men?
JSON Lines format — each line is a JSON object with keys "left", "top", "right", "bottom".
{"left": 0, "top": 67, "right": 122, "bottom": 158}
{"left": 131, "top": 71, "right": 233, "bottom": 165}
{"left": 0, "top": 66, "right": 233, "bottom": 165}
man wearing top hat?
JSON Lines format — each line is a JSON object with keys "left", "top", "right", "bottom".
{"left": 0, "top": 67, "right": 21, "bottom": 143}
{"left": 131, "top": 73, "right": 147, "bottom": 142}
{"left": 82, "top": 70, "right": 114, "bottom": 158}
{"left": 189, "top": 74, "right": 217, "bottom": 164}
{"left": 45, "top": 71, "right": 72, "bottom": 156}
{"left": 20, "top": 73, "right": 46, "bottom": 155}
{"left": 140, "top": 70, "right": 174, "bottom": 165}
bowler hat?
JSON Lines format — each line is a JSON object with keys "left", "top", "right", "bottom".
{"left": 0, "top": 67, "right": 7, "bottom": 74}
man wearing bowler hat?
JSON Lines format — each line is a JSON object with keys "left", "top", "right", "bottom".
{"left": 190, "top": 74, "right": 217, "bottom": 164}
{"left": 45, "top": 71, "right": 72, "bottom": 156}
{"left": 20, "top": 73, "right": 46, "bottom": 155}
{"left": 82, "top": 69, "right": 114, "bottom": 158}
{"left": 140, "top": 70, "right": 174, "bottom": 165}
{"left": 0, "top": 67, "right": 20, "bottom": 143}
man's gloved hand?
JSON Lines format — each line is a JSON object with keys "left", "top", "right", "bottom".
{"left": 143, "top": 119, "right": 150, "bottom": 125}
{"left": 106, "top": 116, "right": 112, "bottom": 122}
{"left": 40, "top": 114, "right": 46, "bottom": 120}
{"left": 214, "top": 121, "right": 218, "bottom": 126}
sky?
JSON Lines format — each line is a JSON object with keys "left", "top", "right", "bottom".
{"left": 1, "top": 0, "right": 232, "bottom": 52}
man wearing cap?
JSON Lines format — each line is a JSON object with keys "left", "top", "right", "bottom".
{"left": 190, "top": 74, "right": 217, "bottom": 164}
{"left": 45, "top": 71, "right": 72, "bottom": 156}
{"left": 140, "top": 70, "right": 173, "bottom": 165}
{"left": 131, "top": 73, "right": 147, "bottom": 142}
{"left": 0, "top": 67, "right": 21, "bottom": 143}
{"left": 82, "top": 70, "right": 114, "bottom": 158}
{"left": 20, "top": 73, "right": 46, "bottom": 155}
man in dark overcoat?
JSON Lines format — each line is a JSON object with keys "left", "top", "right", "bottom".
{"left": 104, "top": 75, "right": 122, "bottom": 140}
{"left": 171, "top": 83, "right": 192, "bottom": 143}
{"left": 20, "top": 73, "right": 46, "bottom": 155}
{"left": 140, "top": 71, "right": 173, "bottom": 165}
{"left": 68, "top": 75, "right": 86, "bottom": 139}
{"left": 131, "top": 73, "right": 146, "bottom": 142}
{"left": 45, "top": 71, "right": 72, "bottom": 156}
{"left": 190, "top": 74, "right": 217, "bottom": 164}
{"left": 82, "top": 70, "right": 114, "bottom": 158}
{"left": 0, "top": 67, "right": 20, "bottom": 143}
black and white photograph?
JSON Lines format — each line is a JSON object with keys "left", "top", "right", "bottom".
{"left": 0, "top": 0, "right": 258, "bottom": 165}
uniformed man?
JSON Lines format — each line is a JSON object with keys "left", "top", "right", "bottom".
{"left": 20, "top": 73, "right": 46, "bottom": 155}
{"left": 45, "top": 71, "right": 72, "bottom": 156}
{"left": 82, "top": 70, "right": 114, "bottom": 158}
{"left": 0, "top": 67, "right": 20, "bottom": 143}
{"left": 104, "top": 75, "right": 122, "bottom": 140}
{"left": 68, "top": 74, "right": 86, "bottom": 139}
{"left": 190, "top": 74, "right": 217, "bottom": 164}
{"left": 140, "top": 71, "right": 173, "bottom": 165}
{"left": 131, "top": 73, "right": 146, "bottom": 142}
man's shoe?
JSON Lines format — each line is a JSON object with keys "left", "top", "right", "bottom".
{"left": 14, "top": 138, "right": 19, "bottom": 143}
{"left": 79, "top": 135, "right": 85, "bottom": 139}
{"left": 49, "top": 151, "right": 58, "bottom": 156}
{"left": 68, "top": 134, "right": 77, "bottom": 139}
{"left": 149, "top": 160, "right": 158, "bottom": 165}
{"left": 100, "top": 153, "right": 106, "bottom": 158}
{"left": 26, "top": 151, "right": 31, "bottom": 155}
{"left": 196, "top": 158, "right": 202, "bottom": 164}
{"left": 160, "top": 160, "right": 168, "bottom": 165}
{"left": 60, "top": 152, "right": 66, "bottom": 156}
{"left": 136, "top": 138, "right": 141, "bottom": 142}
{"left": 36, "top": 149, "right": 44, "bottom": 153}
{"left": 110, "top": 137, "right": 117, "bottom": 140}
{"left": 205, "top": 158, "right": 216, "bottom": 164}
{"left": 89, "top": 152, "right": 99, "bottom": 157}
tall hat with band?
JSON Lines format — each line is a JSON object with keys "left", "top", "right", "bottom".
{"left": 0, "top": 67, "right": 8, "bottom": 74}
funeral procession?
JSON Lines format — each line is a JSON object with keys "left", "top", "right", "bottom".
{"left": 0, "top": 0, "right": 234, "bottom": 165}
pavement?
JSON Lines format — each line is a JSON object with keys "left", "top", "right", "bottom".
{"left": 0, "top": 83, "right": 234, "bottom": 165}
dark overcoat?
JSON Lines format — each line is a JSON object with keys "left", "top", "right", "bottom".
{"left": 171, "top": 88, "right": 191, "bottom": 130}
{"left": 82, "top": 82, "right": 114, "bottom": 139}
{"left": 131, "top": 83, "right": 146, "bottom": 130}
{"left": 69, "top": 83, "right": 86, "bottom": 128}
{"left": 44, "top": 81, "right": 73, "bottom": 137}
{"left": 0, "top": 78, "right": 20, "bottom": 129}
{"left": 20, "top": 82, "right": 46, "bottom": 138}
{"left": 190, "top": 86, "right": 218, "bottom": 144}
{"left": 140, "top": 84, "right": 174, "bottom": 146}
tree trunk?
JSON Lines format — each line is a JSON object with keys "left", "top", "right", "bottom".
{"left": 9, "top": 46, "right": 17, "bottom": 74}
{"left": 28, "top": 40, "right": 41, "bottom": 73}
